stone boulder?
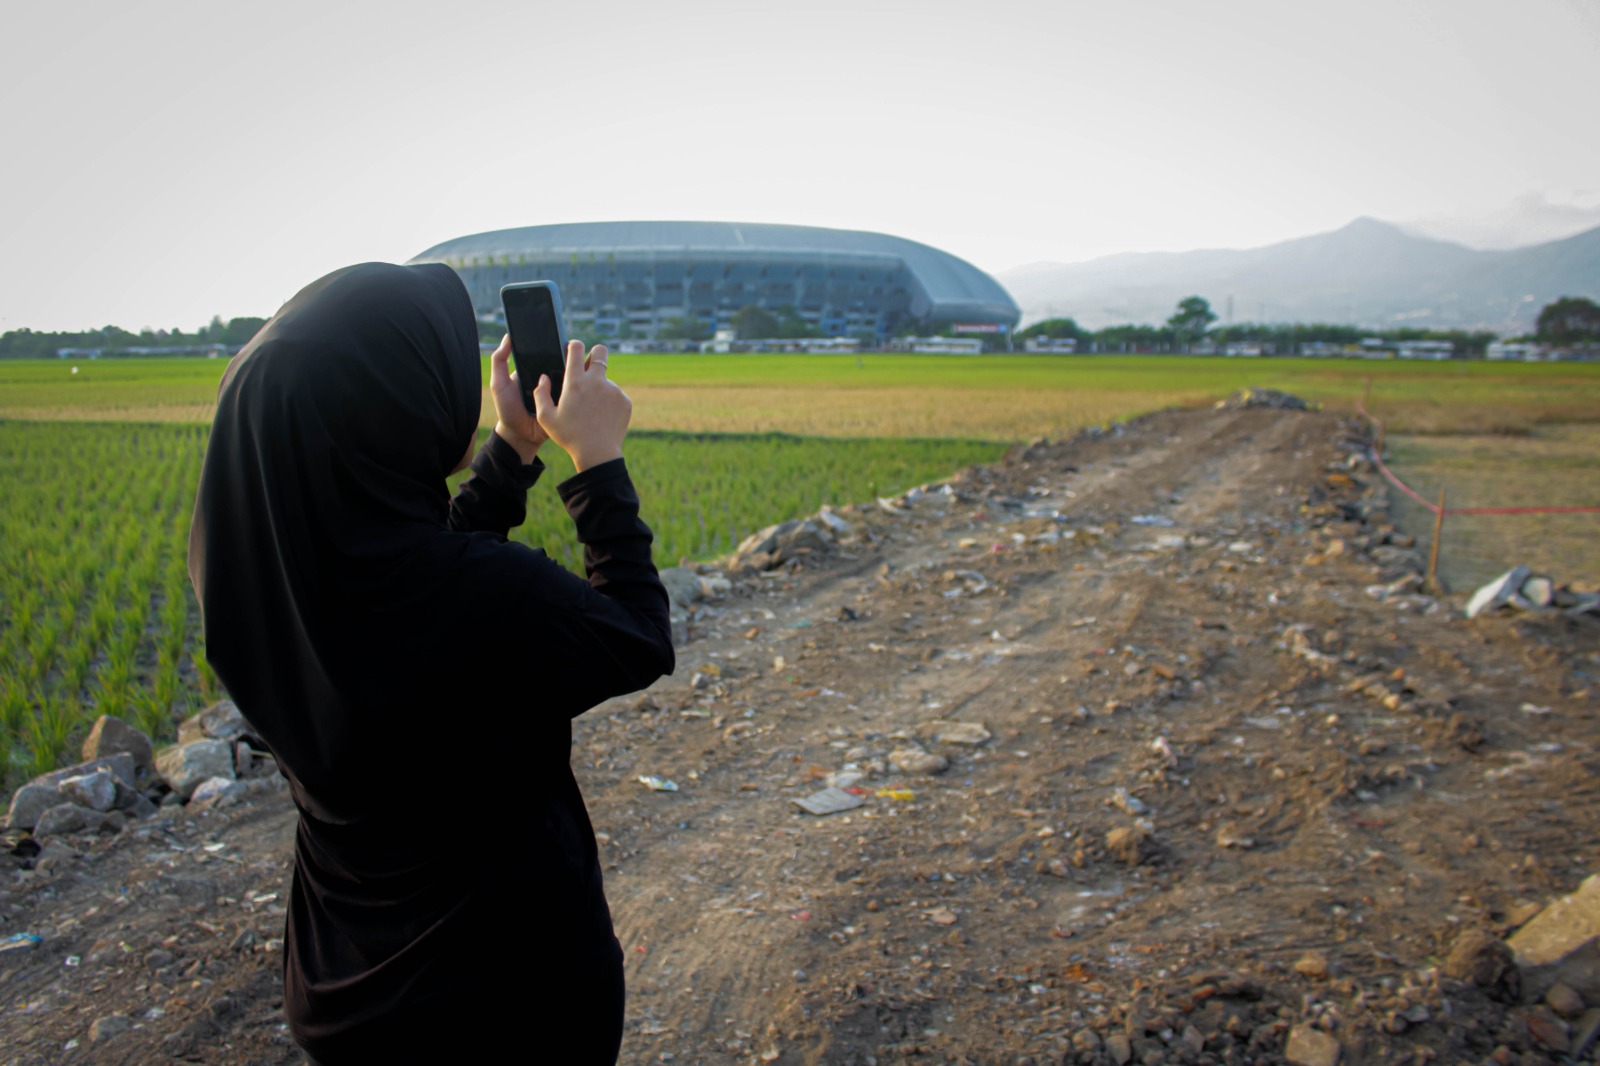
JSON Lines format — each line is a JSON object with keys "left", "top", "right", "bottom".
{"left": 657, "top": 567, "right": 704, "bottom": 610}
{"left": 1443, "top": 928, "right": 1522, "bottom": 1001}
{"left": 57, "top": 768, "right": 117, "bottom": 812}
{"left": 729, "top": 519, "right": 834, "bottom": 573}
{"left": 177, "top": 700, "right": 249, "bottom": 745}
{"left": 1510, "top": 874, "right": 1600, "bottom": 1003}
{"left": 33, "top": 804, "right": 124, "bottom": 838}
{"left": 6, "top": 783, "right": 68, "bottom": 832}
{"left": 82, "top": 715, "right": 154, "bottom": 774}
{"left": 155, "top": 739, "right": 236, "bottom": 800}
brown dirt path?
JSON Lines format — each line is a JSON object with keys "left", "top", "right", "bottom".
{"left": 3, "top": 407, "right": 1597, "bottom": 1065}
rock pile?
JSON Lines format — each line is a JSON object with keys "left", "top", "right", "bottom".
{"left": 726, "top": 507, "right": 856, "bottom": 574}
{"left": 1465, "top": 565, "right": 1600, "bottom": 619}
{"left": 1215, "top": 387, "right": 1314, "bottom": 411}
{"left": 3, "top": 702, "right": 282, "bottom": 841}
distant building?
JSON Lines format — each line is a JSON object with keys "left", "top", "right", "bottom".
{"left": 408, "top": 221, "right": 1020, "bottom": 346}
{"left": 1023, "top": 337, "right": 1078, "bottom": 353}
{"left": 1486, "top": 342, "right": 1545, "bottom": 361}
{"left": 1395, "top": 340, "right": 1454, "bottom": 360}
{"left": 887, "top": 336, "right": 984, "bottom": 354}
{"left": 1224, "top": 341, "right": 1274, "bottom": 357}
{"left": 700, "top": 335, "right": 859, "bottom": 354}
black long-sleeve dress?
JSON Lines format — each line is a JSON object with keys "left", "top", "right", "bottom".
{"left": 187, "top": 263, "right": 673, "bottom": 1066}
{"left": 288, "top": 437, "right": 673, "bottom": 1064}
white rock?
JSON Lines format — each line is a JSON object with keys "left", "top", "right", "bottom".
{"left": 1465, "top": 566, "right": 1532, "bottom": 618}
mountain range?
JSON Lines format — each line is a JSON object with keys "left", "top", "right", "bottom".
{"left": 997, "top": 219, "right": 1600, "bottom": 334}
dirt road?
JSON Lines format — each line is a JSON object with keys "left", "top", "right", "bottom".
{"left": 4, "top": 406, "right": 1597, "bottom": 1065}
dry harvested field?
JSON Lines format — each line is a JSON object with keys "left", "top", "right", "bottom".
{"left": 3, "top": 406, "right": 1597, "bottom": 1065}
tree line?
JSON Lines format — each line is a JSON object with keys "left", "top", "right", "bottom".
{"left": 0, "top": 317, "right": 270, "bottom": 359}
{"left": 1015, "top": 295, "right": 1600, "bottom": 355}
{"left": 5, "top": 296, "right": 1596, "bottom": 358}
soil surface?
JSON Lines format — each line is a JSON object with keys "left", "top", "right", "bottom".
{"left": 4, "top": 406, "right": 1598, "bottom": 1065}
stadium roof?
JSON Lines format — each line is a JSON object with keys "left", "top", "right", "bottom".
{"left": 409, "top": 221, "right": 1019, "bottom": 324}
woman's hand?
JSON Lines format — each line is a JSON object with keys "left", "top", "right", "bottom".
{"left": 533, "top": 340, "right": 631, "bottom": 473}
{"left": 488, "top": 335, "right": 548, "bottom": 464}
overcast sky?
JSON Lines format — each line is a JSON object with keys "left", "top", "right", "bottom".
{"left": 3, "top": 0, "right": 1597, "bottom": 332}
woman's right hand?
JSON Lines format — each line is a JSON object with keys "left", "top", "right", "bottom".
{"left": 532, "top": 341, "right": 632, "bottom": 473}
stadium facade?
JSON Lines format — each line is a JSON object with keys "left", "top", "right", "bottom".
{"left": 406, "top": 221, "right": 1019, "bottom": 344}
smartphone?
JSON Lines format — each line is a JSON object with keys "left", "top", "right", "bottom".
{"left": 501, "top": 281, "right": 569, "bottom": 411}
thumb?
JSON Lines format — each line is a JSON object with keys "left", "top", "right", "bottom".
{"left": 531, "top": 373, "right": 556, "bottom": 423}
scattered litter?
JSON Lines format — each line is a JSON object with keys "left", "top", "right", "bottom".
{"left": 1520, "top": 703, "right": 1553, "bottom": 716}
{"left": 0, "top": 933, "right": 42, "bottom": 954}
{"left": 792, "top": 787, "right": 865, "bottom": 816}
{"left": 1130, "top": 515, "right": 1176, "bottom": 526}
{"left": 875, "top": 788, "right": 916, "bottom": 802}
{"left": 638, "top": 776, "right": 680, "bottom": 792}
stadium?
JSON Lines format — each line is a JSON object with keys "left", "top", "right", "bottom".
{"left": 406, "top": 221, "right": 1020, "bottom": 346}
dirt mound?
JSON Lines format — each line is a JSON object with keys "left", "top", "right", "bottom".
{"left": 4, "top": 407, "right": 1597, "bottom": 1065}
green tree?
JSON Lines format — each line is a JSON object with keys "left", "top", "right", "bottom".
{"left": 732, "top": 305, "right": 780, "bottom": 340}
{"left": 1166, "top": 296, "right": 1216, "bottom": 348}
{"left": 1535, "top": 296, "right": 1600, "bottom": 346}
{"left": 1016, "top": 317, "right": 1088, "bottom": 343}
{"left": 659, "top": 316, "right": 712, "bottom": 342}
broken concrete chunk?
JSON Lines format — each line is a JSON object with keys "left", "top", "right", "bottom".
{"left": 1466, "top": 566, "right": 1533, "bottom": 619}
{"left": 1521, "top": 576, "right": 1555, "bottom": 607}
{"left": 1510, "top": 874, "right": 1600, "bottom": 1003}
{"left": 156, "top": 739, "right": 236, "bottom": 800}
{"left": 888, "top": 747, "right": 949, "bottom": 775}
{"left": 926, "top": 720, "right": 992, "bottom": 746}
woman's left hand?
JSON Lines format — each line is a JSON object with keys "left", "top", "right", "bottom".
{"left": 489, "top": 335, "right": 548, "bottom": 464}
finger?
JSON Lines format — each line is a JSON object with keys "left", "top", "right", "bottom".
{"left": 531, "top": 373, "right": 555, "bottom": 422}
{"left": 489, "top": 335, "right": 511, "bottom": 389}
{"left": 586, "top": 343, "right": 610, "bottom": 374}
{"left": 562, "top": 338, "right": 585, "bottom": 388}
{"left": 489, "top": 334, "right": 508, "bottom": 379}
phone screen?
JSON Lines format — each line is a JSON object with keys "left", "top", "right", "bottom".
{"left": 502, "top": 283, "right": 566, "bottom": 410}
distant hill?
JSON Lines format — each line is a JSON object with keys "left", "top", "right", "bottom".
{"left": 999, "top": 219, "right": 1600, "bottom": 333}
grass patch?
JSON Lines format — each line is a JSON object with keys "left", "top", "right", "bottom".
{"left": 1386, "top": 425, "right": 1600, "bottom": 591}
{"left": 5, "top": 355, "right": 1597, "bottom": 440}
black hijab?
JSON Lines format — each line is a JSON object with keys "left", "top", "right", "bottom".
{"left": 189, "top": 262, "right": 502, "bottom": 821}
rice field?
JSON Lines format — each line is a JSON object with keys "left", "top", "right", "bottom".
{"left": 0, "top": 419, "right": 993, "bottom": 784}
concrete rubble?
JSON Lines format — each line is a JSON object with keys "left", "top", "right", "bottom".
{"left": 2, "top": 707, "right": 283, "bottom": 842}
{"left": 1466, "top": 565, "right": 1600, "bottom": 618}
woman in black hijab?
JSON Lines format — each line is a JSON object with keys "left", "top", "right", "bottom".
{"left": 189, "top": 262, "right": 673, "bottom": 1064}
